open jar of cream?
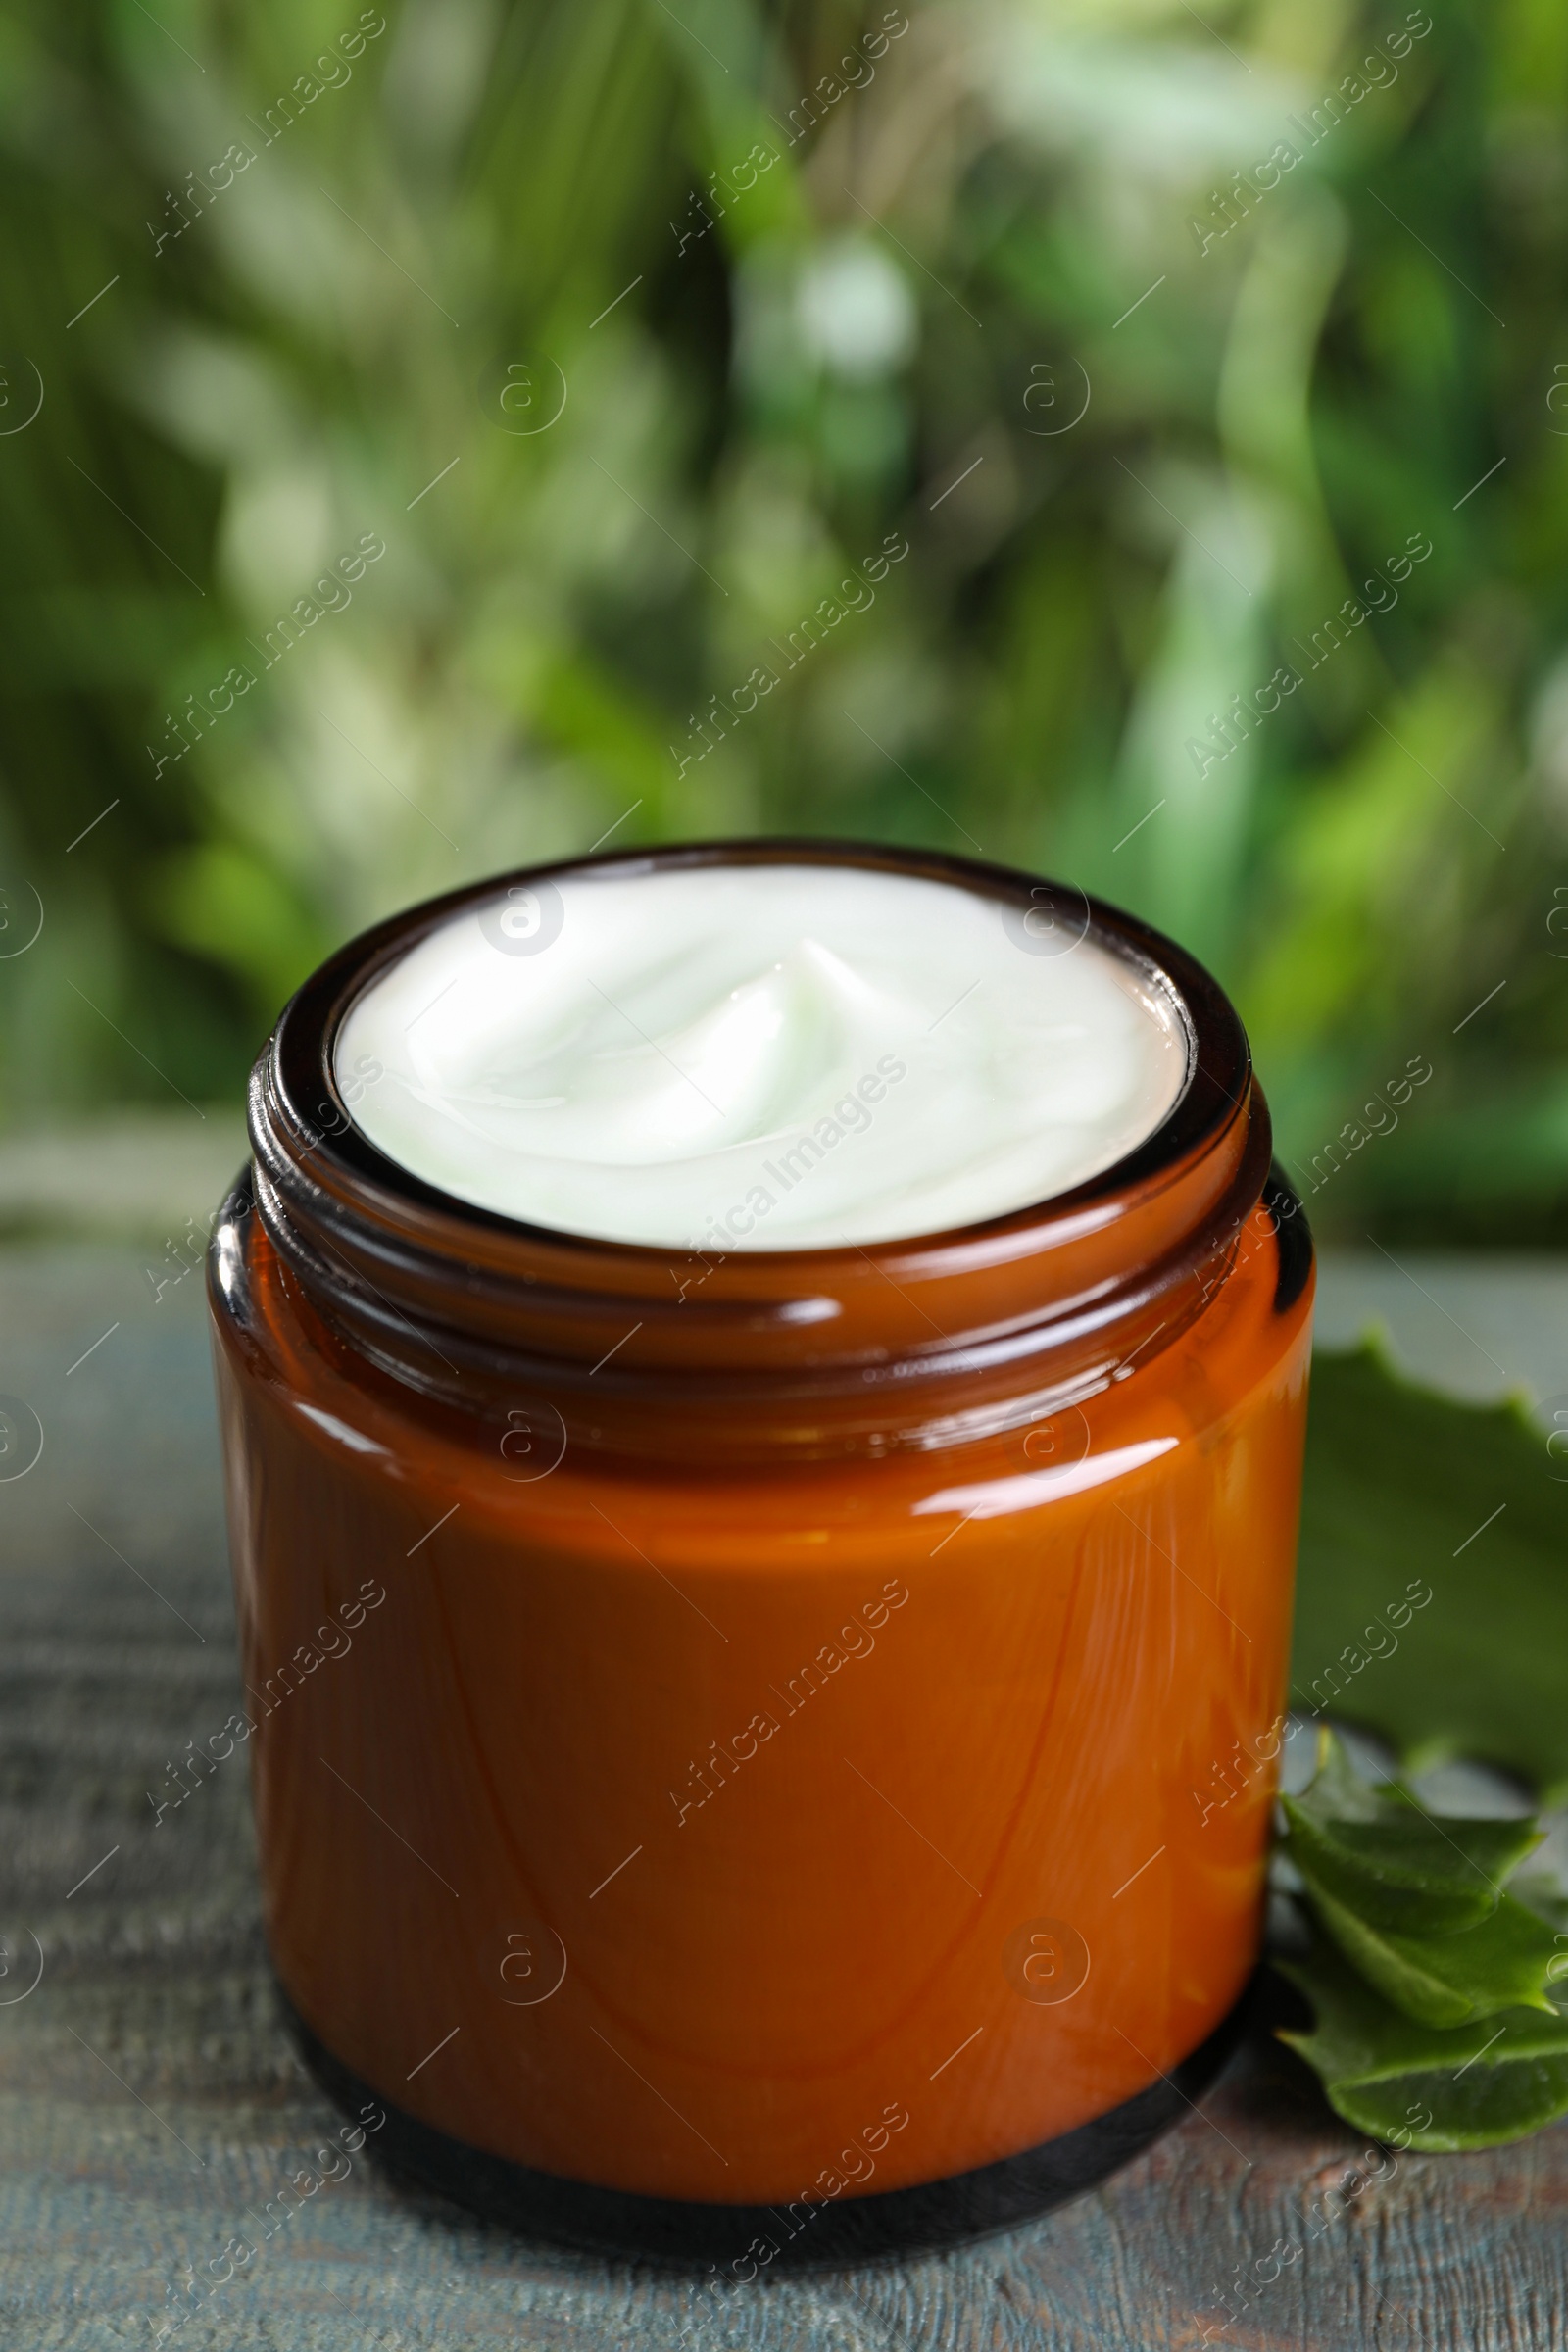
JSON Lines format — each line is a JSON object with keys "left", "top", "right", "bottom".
{"left": 208, "top": 840, "right": 1312, "bottom": 2265}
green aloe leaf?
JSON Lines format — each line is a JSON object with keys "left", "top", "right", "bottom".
{"left": 1303, "top": 1877, "right": 1559, "bottom": 2030}
{"left": 1294, "top": 1345, "right": 1568, "bottom": 1796}
{"left": 1280, "top": 1733, "right": 1539, "bottom": 1934}
{"left": 1281, "top": 1733, "right": 1556, "bottom": 2030}
{"left": 1511, "top": 1874, "right": 1568, "bottom": 1939}
{"left": 1278, "top": 1932, "right": 1568, "bottom": 2153}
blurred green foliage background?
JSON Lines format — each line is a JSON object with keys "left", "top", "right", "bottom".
{"left": 0, "top": 0, "right": 1563, "bottom": 1240}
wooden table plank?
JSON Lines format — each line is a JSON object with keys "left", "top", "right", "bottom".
{"left": 0, "top": 1244, "right": 1563, "bottom": 2349}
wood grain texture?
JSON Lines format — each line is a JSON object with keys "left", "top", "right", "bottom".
{"left": 0, "top": 1245, "right": 1562, "bottom": 2351}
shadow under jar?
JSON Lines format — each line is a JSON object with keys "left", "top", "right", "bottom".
{"left": 207, "top": 839, "right": 1313, "bottom": 2269}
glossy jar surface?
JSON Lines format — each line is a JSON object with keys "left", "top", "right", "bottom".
{"left": 207, "top": 840, "right": 1313, "bottom": 2262}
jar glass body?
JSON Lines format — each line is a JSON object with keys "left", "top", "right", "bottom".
{"left": 207, "top": 842, "right": 1313, "bottom": 2261}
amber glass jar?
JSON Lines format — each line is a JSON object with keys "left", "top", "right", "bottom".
{"left": 207, "top": 840, "right": 1311, "bottom": 2267}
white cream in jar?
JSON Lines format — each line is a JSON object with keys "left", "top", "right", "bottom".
{"left": 333, "top": 861, "right": 1189, "bottom": 1250}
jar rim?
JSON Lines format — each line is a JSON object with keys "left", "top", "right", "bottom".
{"left": 241, "top": 840, "right": 1273, "bottom": 1458}
{"left": 267, "top": 837, "right": 1244, "bottom": 1262}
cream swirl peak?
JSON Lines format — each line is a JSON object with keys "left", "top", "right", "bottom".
{"left": 333, "top": 862, "right": 1189, "bottom": 1250}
